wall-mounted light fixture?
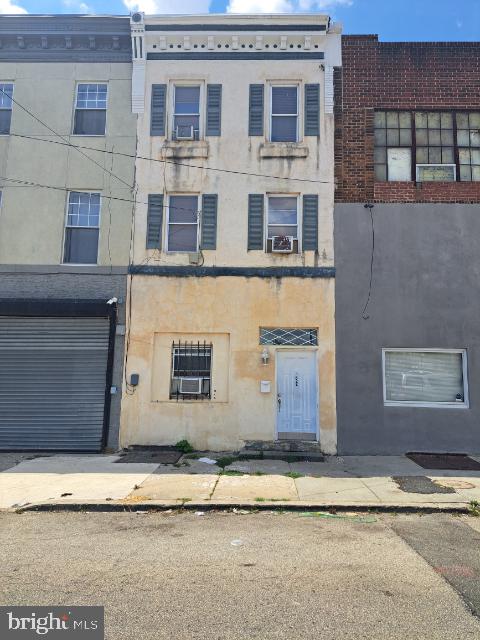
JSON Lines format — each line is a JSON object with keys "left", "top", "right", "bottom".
{"left": 261, "top": 348, "right": 270, "bottom": 366}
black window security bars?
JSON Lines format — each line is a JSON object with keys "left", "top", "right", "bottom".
{"left": 260, "top": 328, "right": 318, "bottom": 346}
{"left": 170, "top": 341, "right": 212, "bottom": 401}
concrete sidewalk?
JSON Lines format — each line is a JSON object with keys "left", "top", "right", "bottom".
{"left": 1, "top": 453, "right": 480, "bottom": 512}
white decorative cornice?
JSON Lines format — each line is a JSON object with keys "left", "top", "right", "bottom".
{"left": 130, "top": 12, "right": 146, "bottom": 114}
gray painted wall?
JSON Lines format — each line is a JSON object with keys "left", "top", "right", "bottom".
{"left": 335, "top": 203, "right": 480, "bottom": 455}
{"left": 0, "top": 271, "right": 127, "bottom": 450}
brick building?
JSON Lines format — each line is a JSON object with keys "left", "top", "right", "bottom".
{"left": 334, "top": 35, "right": 480, "bottom": 454}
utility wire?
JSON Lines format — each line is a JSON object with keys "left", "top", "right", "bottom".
{"left": 362, "top": 204, "right": 375, "bottom": 320}
{"left": 8, "top": 132, "right": 332, "bottom": 186}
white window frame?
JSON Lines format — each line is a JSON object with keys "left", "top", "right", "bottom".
{"left": 269, "top": 83, "right": 300, "bottom": 144}
{"left": 266, "top": 194, "right": 301, "bottom": 251}
{"left": 0, "top": 82, "right": 14, "bottom": 136}
{"left": 382, "top": 348, "right": 469, "bottom": 409}
{"left": 170, "top": 82, "right": 204, "bottom": 141}
{"left": 72, "top": 82, "right": 108, "bottom": 137}
{"left": 62, "top": 190, "right": 101, "bottom": 266}
{"left": 166, "top": 193, "right": 200, "bottom": 254}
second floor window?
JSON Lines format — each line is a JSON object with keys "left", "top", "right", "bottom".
{"left": 374, "top": 110, "right": 480, "bottom": 182}
{"left": 63, "top": 192, "right": 100, "bottom": 265}
{"left": 271, "top": 86, "right": 299, "bottom": 143}
{"left": 167, "top": 195, "right": 199, "bottom": 253}
{"left": 73, "top": 83, "right": 107, "bottom": 136}
{"left": 267, "top": 196, "right": 299, "bottom": 253}
{"left": 0, "top": 83, "right": 13, "bottom": 135}
{"left": 173, "top": 85, "right": 200, "bottom": 141}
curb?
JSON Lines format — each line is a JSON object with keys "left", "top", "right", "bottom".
{"left": 13, "top": 501, "right": 472, "bottom": 515}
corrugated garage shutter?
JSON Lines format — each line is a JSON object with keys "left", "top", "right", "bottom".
{"left": 0, "top": 316, "right": 110, "bottom": 452}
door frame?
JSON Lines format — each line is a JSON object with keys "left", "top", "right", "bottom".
{"left": 274, "top": 347, "right": 320, "bottom": 443}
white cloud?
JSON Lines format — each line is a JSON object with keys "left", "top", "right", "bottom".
{"left": 0, "top": 0, "right": 27, "bottom": 13}
{"left": 227, "top": 0, "right": 352, "bottom": 11}
{"left": 124, "top": 0, "right": 211, "bottom": 13}
{"left": 63, "top": 0, "right": 91, "bottom": 11}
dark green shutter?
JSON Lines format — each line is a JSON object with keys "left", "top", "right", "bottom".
{"left": 249, "top": 84, "right": 264, "bottom": 136}
{"left": 206, "top": 85, "right": 222, "bottom": 137}
{"left": 303, "top": 195, "right": 318, "bottom": 251}
{"left": 248, "top": 194, "right": 264, "bottom": 250}
{"left": 304, "top": 84, "right": 320, "bottom": 136}
{"left": 146, "top": 194, "right": 164, "bottom": 249}
{"left": 201, "top": 194, "right": 218, "bottom": 250}
{"left": 151, "top": 84, "right": 166, "bottom": 136}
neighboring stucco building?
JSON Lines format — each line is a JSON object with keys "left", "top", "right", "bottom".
{"left": 334, "top": 36, "right": 480, "bottom": 454}
{"left": 121, "top": 13, "right": 342, "bottom": 453}
{"left": 0, "top": 15, "right": 136, "bottom": 451}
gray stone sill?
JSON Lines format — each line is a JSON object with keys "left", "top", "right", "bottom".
{"left": 259, "top": 143, "right": 309, "bottom": 159}
{"left": 160, "top": 141, "right": 209, "bottom": 159}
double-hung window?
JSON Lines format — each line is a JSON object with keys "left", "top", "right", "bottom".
{"left": 173, "top": 85, "right": 201, "bottom": 141}
{"left": 73, "top": 83, "right": 107, "bottom": 136}
{"left": 374, "top": 110, "right": 480, "bottom": 182}
{"left": 271, "top": 85, "right": 299, "bottom": 142}
{"left": 0, "top": 83, "right": 13, "bottom": 135}
{"left": 383, "top": 349, "right": 468, "bottom": 408}
{"left": 267, "top": 195, "right": 299, "bottom": 252}
{"left": 170, "top": 341, "right": 212, "bottom": 400}
{"left": 167, "top": 195, "right": 199, "bottom": 253}
{"left": 63, "top": 192, "right": 100, "bottom": 264}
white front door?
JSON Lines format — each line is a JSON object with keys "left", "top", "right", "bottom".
{"left": 276, "top": 350, "right": 318, "bottom": 441}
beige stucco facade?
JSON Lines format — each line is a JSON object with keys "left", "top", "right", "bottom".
{"left": 121, "top": 13, "right": 341, "bottom": 453}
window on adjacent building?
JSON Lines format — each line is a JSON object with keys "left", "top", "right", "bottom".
{"left": 0, "top": 83, "right": 14, "bottom": 135}
{"left": 73, "top": 83, "right": 107, "bottom": 136}
{"left": 271, "top": 86, "right": 299, "bottom": 143}
{"left": 266, "top": 195, "right": 298, "bottom": 253}
{"left": 167, "top": 195, "right": 199, "bottom": 253}
{"left": 457, "top": 112, "right": 480, "bottom": 182}
{"left": 383, "top": 349, "right": 468, "bottom": 408}
{"left": 63, "top": 192, "right": 100, "bottom": 264}
{"left": 170, "top": 341, "right": 212, "bottom": 400}
{"left": 374, "top": 110, "right": 480, "bottom": 182}
{"left": 173, "top": 85, "right": 201, "bottom": 141}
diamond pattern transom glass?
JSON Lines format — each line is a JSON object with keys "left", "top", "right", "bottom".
{"left": 260, "top": 328, "right": 318, "bottom": 346}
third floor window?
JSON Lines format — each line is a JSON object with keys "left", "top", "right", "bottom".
{"left": 172, "top": 85, "right": 201, "bottom": 141}
{"left": 73, "top": 83, "right": 108, "bottom": 136}
{"left": 0, "top": 83, "right": 13, "bottom": 135}
{"left": 374, "top": 110, "right": 480, "bottom": 182}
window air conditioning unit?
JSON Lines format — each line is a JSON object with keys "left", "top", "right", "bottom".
{"left": 272, "top": 235, "right": 294, "bottom": 253}
{"left": 179, "top": 377, "right": 203, "bottom": 394}
{"left": 175, "top": 125, "right": 195, "bottom": 141}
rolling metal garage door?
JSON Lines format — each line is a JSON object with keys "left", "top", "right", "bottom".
{"left": 0, "top": 316, "right": 110, "bottom": 451}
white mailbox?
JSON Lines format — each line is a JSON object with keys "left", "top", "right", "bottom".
{"left": 260, "top": 381, "right": 271, "bottom": 394}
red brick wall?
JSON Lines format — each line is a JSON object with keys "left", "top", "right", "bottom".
{"left": 335, "top": 35, "right": 480, "bottom": 203}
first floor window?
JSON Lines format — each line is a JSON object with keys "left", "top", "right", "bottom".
{"left": 383, "top": 349, "right": 468, "bottom": 407}
{"left": 167, "top": 195, "right": 199, "bottom": 252}
{"left": 0, "top": 83, "right": 13, "bottom": 135}
{"left": 63, "top": 192, "right": 100, "bottom": 264}
{"left": 170, "top": 341, "right": 212, "bottom": 400}
{"left": 173, "top": 85, "right": 201, "bottom": 140}
{"left": 271, "top": 85, "right": 298, "bottom": 142}
{"left": 267, "top": 195, "right": 298, "bottom": 252}
{"left": 73, "top": 83, "right": 107, "bottom": 135}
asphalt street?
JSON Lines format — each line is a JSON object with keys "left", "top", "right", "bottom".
{"left": 1, "top": 511, "right": 480, "bottom": 639}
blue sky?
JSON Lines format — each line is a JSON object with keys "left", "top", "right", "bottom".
{"left": 2, "top": 0, "right": 479, "bottom": 41}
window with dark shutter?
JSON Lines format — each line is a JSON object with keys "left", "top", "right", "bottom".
{"left": 304, "top": 84, "right": 320, "bottom": 137}
{"left": 201, "top": 194, "right": 218, "bottom": 250}
{"left": 206, "top": 85, "right": 222, "bottom": 137}
{"left": 249, "top": 85, "right": 264, "bottom": 137}
{"left": 146, "top": 194, "right": 164, "bottom": 250}
{"left": 248, "top": 194, "right": 264, "bottom": 250}
{"left": 151, "top": 84, "right": 167, "bottom": 136}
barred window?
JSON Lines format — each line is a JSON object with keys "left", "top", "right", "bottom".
{"left": 260, "top": 328, "right": 318, "bottom": 346}
{"left": 374, "top": 110, "right": 480, "bottom": 182}
{"left": 170, "top": 341, "right": 212, "bottom": 401}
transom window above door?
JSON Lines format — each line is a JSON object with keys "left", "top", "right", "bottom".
{"left": 271, "top": 86, "right": 299, "bottom": 143}
{"left": 167, "top": 195, "right": 199, "bottom": 253}
{"left": 173, "top": 85, "right": 201, "bottom": 141}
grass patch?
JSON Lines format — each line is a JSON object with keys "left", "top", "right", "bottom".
{"left": 468, "top": 500, "right": 480, "bottom": 517}
{"left": 254, "top": 497, "right": 266, "bottom": 502}
{"left": 252, "top": 471, "right": 266, "bottom": 476}
{"left": 220, "top": 470, "right": 245, "bottom": 477}
{"left": 175, "top": 439, "right": 194, "bottom": 454}
{"left": 284, "top": 472, "right": 305, "bottom": 479}
{"left": 216, "top": 456, "right": 239, "bottom": 469}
